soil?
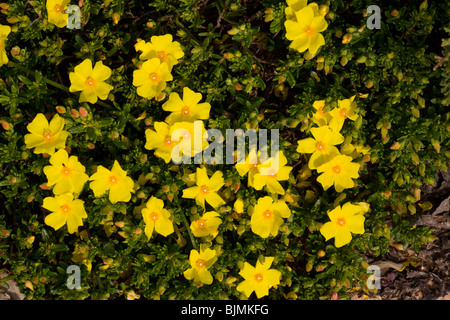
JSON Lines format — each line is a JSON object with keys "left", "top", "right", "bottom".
{"left": 351, "top": 169, "right": 450, "bottom": 300}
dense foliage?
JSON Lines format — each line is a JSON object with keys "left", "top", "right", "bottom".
{"left": 0, "top": 0, "right": 449, "bottom": 300}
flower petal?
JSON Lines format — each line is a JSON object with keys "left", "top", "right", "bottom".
{"left": 308, "top": 33, "right": 325, "bottom": 55}
{"left": 182, "top": 186, "right": 199, "bottom": 199}
{"left": 92, "top": 61, "right": 112, "bottom": 82}
{"left": 73, "top": 59, "right": 93, "bottom": 79}
{"left": 320, "top": 221, "right": 336, "bottom": 241}
{"left": 155, "top": 218, "right": 174, "bottom": 237}
{"left": 334, "top": 227, "right": 352, "bottom": 247}
{"left": 297, "top": 137, "right": 316, "bottom": 154}
{"left": 311, "top": 15, "right": 328, "bottom": 33}
{"left": 44, "top": 212, "right": 67, "bottom": 231}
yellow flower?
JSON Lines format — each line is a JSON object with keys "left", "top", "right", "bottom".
{"left": 284, "top": 5, "right": 328, "bottom": 55}
{"left": 235, "top": 148, "right": 259, "bottom": 187}
{"left": 328, "top": 96, "right": 358, "bottom": 132}
{"left": 296, "top": 125, "right": 344, "bottom": 169}
{"left": 250, "top": 196, "right": 291, "bottom": 238}
{"left": 236, "top": 256, "right": 281, "bottom": 299}
{"left": 340, "top": 143, "right": 371, "bottom": 159}
{"left": 135, "top": 34, "right": 184, "bottom": 70}
{"left": 43, "top": 149, "right": 89, "bottom": 195}
{"left": 169, "top": 121, "right": 209, "bottom": 162}
{"left": 320, "top": 202, "right": 365, "bottom": 247}
{"left": 162, "top": 87, "right": 211, "bottom": 125}
{"left": 69, "top": 59, "right": 114, "bottom": 104}
{"left": 43, "top": 193, "right": 87, "bottom": 234}
{"left": 89, "top": 160, "right": 135, "bottom": 204}
{"left": 310, "top": 100, "right": 332, "bottom": 126}
{"left": 253, "top": 150, "right": 292, "bottom": 195}
{"left": 183, "top": 248, "right": 217, "bottom": 285}
{"left": 141, "top": 196, "right": 174, "bottom": 239}
{"left": 132, "top": 57, "right": 173, "bottom": 99}
{"left": 233, "top": 198, "right": 244, "bottom": 214}
{"left": 144, "top": 122, "right": 180, "bottom": 163}
{"left": 24, "top": 113, "right": 69, "bottom": 155}
{"left": 316, "top": 154, "right": 360, "bottom": 192}
{"left": 285, "top": 0, "right": 320, "bottom": 22}
{"left": 0, "top": 24, "right": 11, "bottom": 67}
{"left": 190, "top": 211, "right": 222, "bottom": 237}
{"left": 46, "top": 0, "right": 69, "bottom": 28}
{"left": 182, "top": 167, "right": 225, "bottom": 209}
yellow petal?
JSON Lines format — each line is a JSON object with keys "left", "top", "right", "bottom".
{"left": 73, "top": 59, "right": 93, "bottom": 79}
{"left": 92, "top": 61, "right": 112, "bottom": 82}
{"left": 297, "top": 137, "right": 316, "bottom": 154}
{"left": 155, "top": 218, "right": 174, "bottom": 237}
{"left": 44, "top": 211, "right": 67, "bottom": 231}
{"left": 308, "top": 33, "right": 325, "bottom": 55}
{"left": 48, "top": 114, "right": 65, "bottom": 134}
{"left": 182, "top": 186, "right": 199, "bottom": 199}
{"left": 334, "top": 227, "right": 352, "bottom": 247}
{"left": 95, "top": 82, "right": 114, "bottom": 100}
{"left": 319, "top": 221, "right": 336, "bottom": 241}
{"left": 27, "top": 113, "right": 49, "bottom": 136}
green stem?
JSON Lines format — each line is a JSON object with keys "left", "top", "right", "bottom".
{"left": 7, "top": 61, "right": 112, "bottom": 109}
{"left": 178, "top": 202, "right": 198, "bottom": 250}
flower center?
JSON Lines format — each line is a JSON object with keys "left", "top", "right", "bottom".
{"left": 181, "top": 106, "right": 190, "bottom": 116}
{"left": 61, "top": 166, "right": 71, "bottom": 176}
{"left": 254, "top": 273, "right": 264, "bottom": 282}
{"left": 268, "top": 168, "right": 278, "bottom": 178}
{"left": 149, "top": 73, "right": 160, "bottom": 83}
{"left": 263, "top": 210, "right": 272, "bottom": 220}
{"left": 163, "top": 136, "right": 172, "bottom": 146}
{"left": 85, "top": 77, "right": 96, "bottom": 88}
{"left": 340, "top": 108, "right": 348, "bottom": 118}
{"left": 316, "top": 141, "right": 326, "bottom": 151}
{"left": 61, "top": 204, "right": 71, "bottom": 214}
{"left": 332, "top": 165, "right": 341, "bottom": 174}
{"left": 304, "top": 25, "right": 315, "bottom": 36}
{"left": 54, "top": 4, "right": 63, "bottom": 13}
{"left": 109, "top": 175, "right": 119, "bottom": 184}
{"left": 43, "top": 130, "right": 53, "bottom": 142}
{"left": 181, "top": 130, "right": 191, "bottom": 140}
{"left": 149, "top": 212, "right": 159, "bottom": 222}
{"left": 317, "top": 106, "right": 326, "bottom": 115}
{"left": 196, "top": 218, "right": 207, "bottom": 229}
{"left": 157, "top": 51, "right": 168, "bottom": 62}
{"left": 196, "top": 259, "right": 206, "bottom": 269}
{"left": 336, "top": 217, "right": 346, "bottom": 226}
{"left": 200, "top": 185, "right": 209, "bottom": 195}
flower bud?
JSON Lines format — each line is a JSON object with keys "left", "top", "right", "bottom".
{"left": 79, "top": 107, "right": 88, "bottom": 117}
{"left": 112, "top": 12, "right": 120, "bottom": 24}
{"left": 71, "top": 109, "right": 80, "bottom": 117}
{"left": 342, "top": 33, "right": 352, "bottom": 44}
{"left": 319, "top": 4, "right": 329, "bottom": 15}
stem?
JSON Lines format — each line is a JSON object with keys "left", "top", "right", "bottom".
{"left": 178, "top": 202, "right": 198, "bottom": 250}
{"left": 7, "top": 61, "right": 112, "bottom": 109}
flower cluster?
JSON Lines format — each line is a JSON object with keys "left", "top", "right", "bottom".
{"left": 24, "top": 113, "right": 135, "bottom": 234}
{"left": 133, "top": 34, "right": 184, "bottom": 100}
{"left": 284, "top": 0, "right": 328, "bottom": 55}
{"left": 296, "top": 95, "right": 371, "bottom": 246}
{"left": 3, "top": 0, "right": 444, "bottom": 301}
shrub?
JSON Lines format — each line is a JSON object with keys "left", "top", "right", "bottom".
{"left": 0, "top": 0, "right": 448, "bottom": 300}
